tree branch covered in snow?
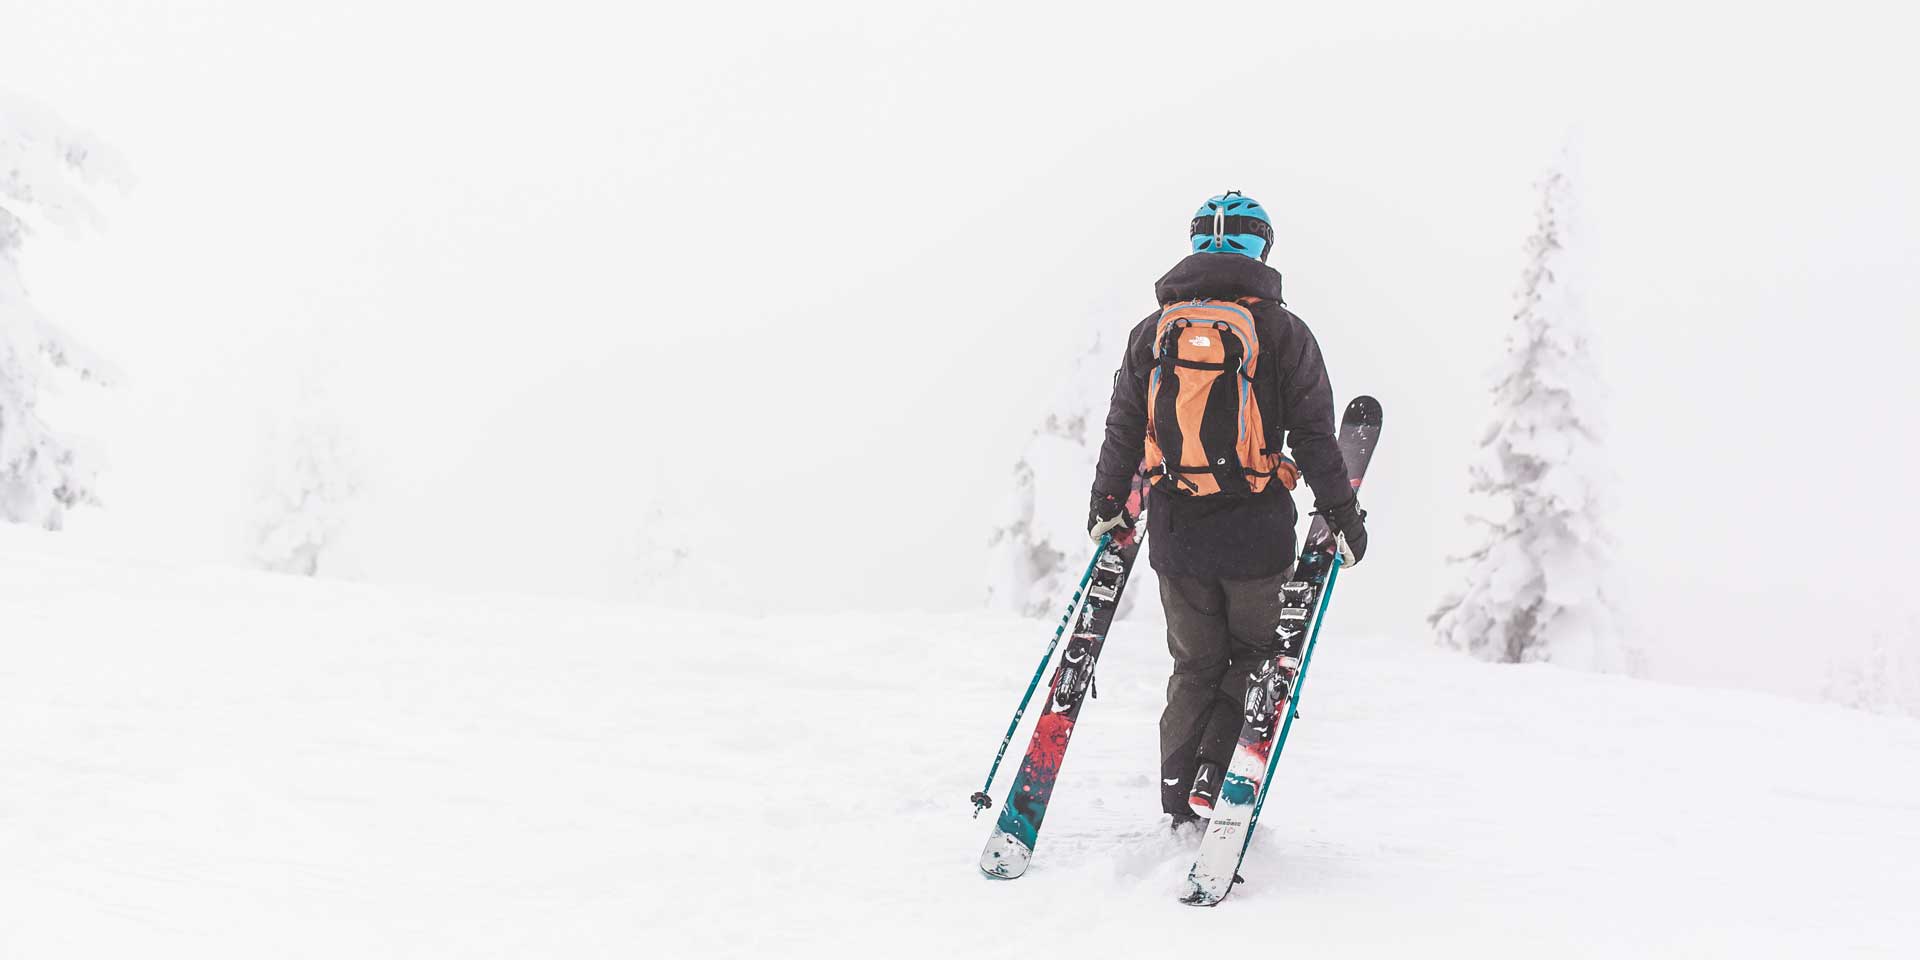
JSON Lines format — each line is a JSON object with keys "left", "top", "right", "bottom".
{"left": 988, "top": 330, "right": 1153, "bottom": 620}
{"left": 0, "top": 93, "right": 128, "bottom": 529}
{"left": 1430, "top": 163, "right": 1623, "bottom": 670}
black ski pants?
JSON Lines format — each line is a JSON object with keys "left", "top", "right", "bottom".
{"left": 1157, "top": 568, "right": 1293, "bottom": 816}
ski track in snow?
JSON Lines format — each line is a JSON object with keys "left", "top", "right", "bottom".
{"left": 3, "top": 531, "right": 1918, "bottom": 958}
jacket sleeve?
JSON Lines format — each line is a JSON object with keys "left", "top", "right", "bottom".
{"left": 1091, "top": 318, "right": 1154, "bottom": 498}
{"left": 1274, "top": 313, "right": 1353, "bottom": 510}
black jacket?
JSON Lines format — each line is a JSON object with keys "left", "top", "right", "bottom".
{"left": 1092, "top": 253, "right": 1350, "bottom": 579}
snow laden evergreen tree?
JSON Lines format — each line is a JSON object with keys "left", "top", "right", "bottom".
{"left": 250, "top": 408, "right": 360, "bottom": 576}
{"left": 988, "top": 329, "right": 1154, "bottom": 619}
{"left": 632, "top": 497, "right": 695, "bottom": 602}
{"left": 617, "top": 481, "right": 759, "bottom": 612}
{"left": 1824, "top": 608, "right": 1920, "bottom": 717}
{"left": 1430, "top": 165, "right": 1622, "bottom": 670}
{"left": 0, "top": 94, "right": 126, "bottom": 529}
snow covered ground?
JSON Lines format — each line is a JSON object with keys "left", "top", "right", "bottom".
{"left": 4, "top": 529, "right": 1917, "bottom": 958}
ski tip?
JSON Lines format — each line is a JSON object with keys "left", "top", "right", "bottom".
{"left": 1344, "top": 395, "right": 1382, "bottom": 426}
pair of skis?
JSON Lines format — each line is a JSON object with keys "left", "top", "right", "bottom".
{"left": 973, "top": 396, "right": 1381, "bottom": 904}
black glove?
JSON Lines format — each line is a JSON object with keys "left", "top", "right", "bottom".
{"left": 1087, "top": 490, "right": 1131, "bottom": 541}
{"left": 1320, "top": 499, "right": 1368, "bottom": 567}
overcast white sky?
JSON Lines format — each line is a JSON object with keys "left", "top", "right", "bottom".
{"left": 4, "top": 0, "right": 1917, "bottom": 698}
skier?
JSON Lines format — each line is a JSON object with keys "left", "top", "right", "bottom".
{"left": 1087, "top": 191, "right": 1369, "bottom": 828}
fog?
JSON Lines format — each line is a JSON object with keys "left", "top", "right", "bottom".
{"left": 5, "top": 0, "right": 1917, "bottom": 703}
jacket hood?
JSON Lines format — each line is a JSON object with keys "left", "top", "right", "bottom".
{"left": 1154, "top": 252, "right": 1285, "bottom": 305}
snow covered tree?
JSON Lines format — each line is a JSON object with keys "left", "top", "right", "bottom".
{"left": 988, "top": 329, "right": 1154, "bottom": 620}
{"left": 632, "top": 498, "right": 696, "bottom": 602}
{"left": 614, "top": 480, "right": 759, "bottom": 612}
{"left": 1824, "top": 615, "right": 1920, "bottom": 717}
{"left": 250, "top": 410, "right": 360, "bottom": 576}
{"left": 0, "top": 93, "right": 126, "bottom": 529}
{"left": 1430, "top": 164, "right": 1622, "bottom": 670}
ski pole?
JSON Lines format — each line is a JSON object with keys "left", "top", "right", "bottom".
{"left": 970, "top": 535, "right": 1110, "bottom": 816}
{"left": 1239, "top": 553, "right": 1343, "bottom": 855}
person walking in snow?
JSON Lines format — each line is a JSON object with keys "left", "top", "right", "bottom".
{"left": 1087, "top": 191, "right": 1369, "bottom": 828}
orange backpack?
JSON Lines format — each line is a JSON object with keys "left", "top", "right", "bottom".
{"left": 1142, "top": 298, "right": 1298, "bottom": 497}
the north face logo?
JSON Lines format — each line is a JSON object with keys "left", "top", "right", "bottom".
{"left": 1188, "top": 335, "right": 1211, "bottom": 348}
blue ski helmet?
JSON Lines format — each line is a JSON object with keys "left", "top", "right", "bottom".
{"left": 1190, "top": 191, "right": 1273, "bottom": 261}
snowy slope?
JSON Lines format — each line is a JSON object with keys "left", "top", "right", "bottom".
{"left": 3, "top": 530, "right": 1918, "bottom": 959}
